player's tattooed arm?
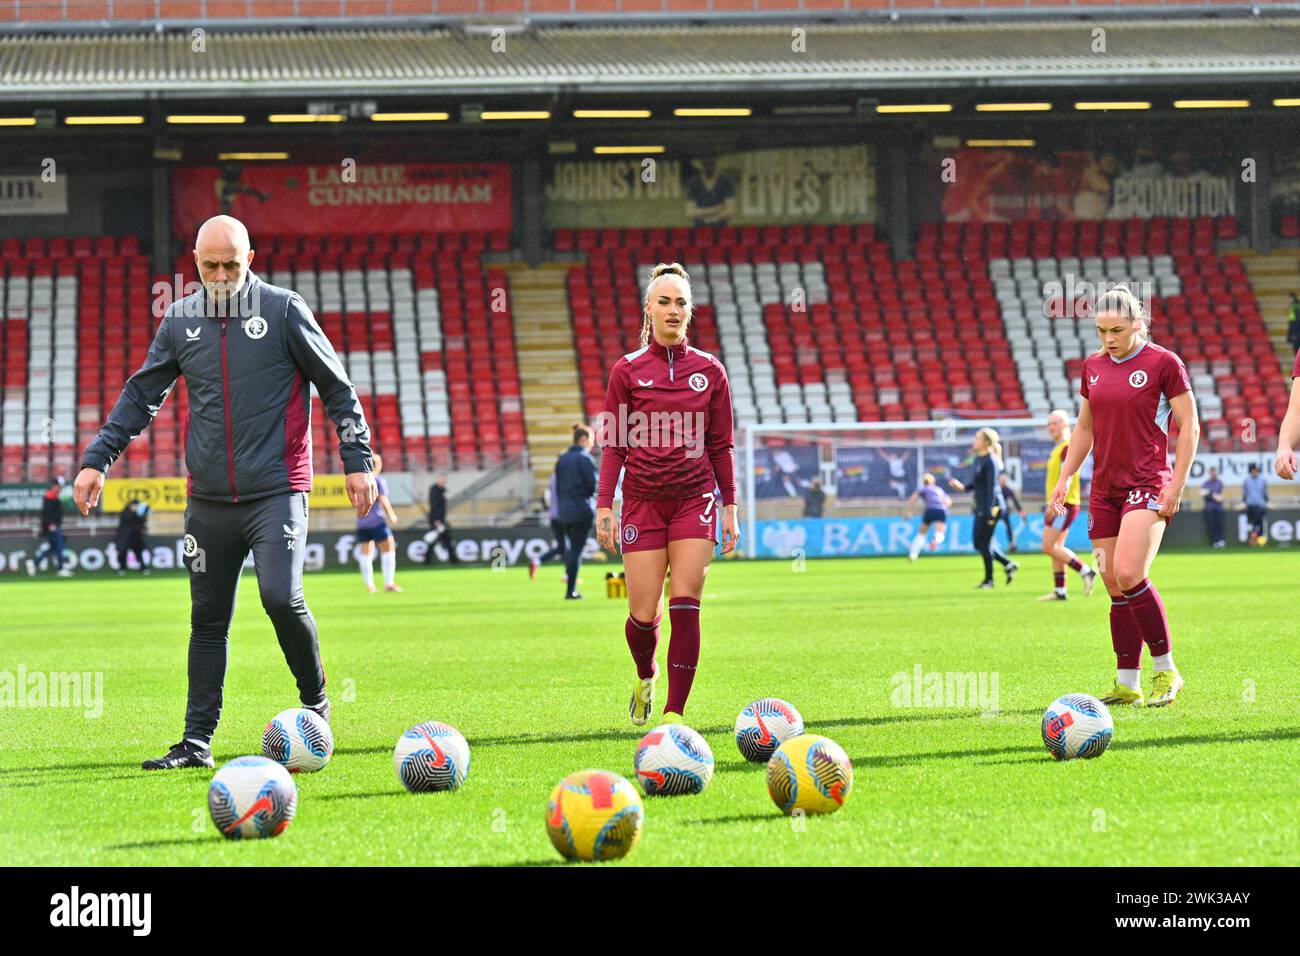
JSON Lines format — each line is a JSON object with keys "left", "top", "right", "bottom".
{"left": 596, "top": 507, "right": 619, "bottom": 552}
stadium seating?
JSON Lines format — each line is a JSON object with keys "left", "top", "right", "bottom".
{"left": 939, "top": 217, "right": 1283, "bottom": 453}
{"left": 1, "top": 237, "right": 150, "bottom": 483}
{"left": 0, "top": 231, "right": 516, "bottom": 485}
{"left": 0, "top": 216, "right": 1285, "bottom": 486}
{"left": 255, "top": 230, "right": 520, "bottom": 473}
{"left": 563, "top": 223, "right": 1023, "bottom": 438}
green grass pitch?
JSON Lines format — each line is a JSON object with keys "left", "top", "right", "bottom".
{"left": 1, "top": 551, "right": 1295, "bottom": 866}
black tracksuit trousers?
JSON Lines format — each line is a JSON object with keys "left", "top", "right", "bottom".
{"left": 181, "top": 491, "right": 325, "bottom": 743}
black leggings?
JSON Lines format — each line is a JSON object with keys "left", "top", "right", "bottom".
{"left": 538, "top": 520, "right": 565, "bottom": 563}
{"left": 561, "top": 518, "right": 593, "bottom": 596}
{"left": 973, "top": 510, "right": 1010, "bottom": 582}
{"left": 1246, "top": 505, "right": 1267, "bottom": 537}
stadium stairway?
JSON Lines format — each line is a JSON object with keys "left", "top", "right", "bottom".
{"left": 505, "top": 264, "right": 587, "bottom": 496}
{"left": 1238, "top": 249, "right": 1300, "bottom": 369}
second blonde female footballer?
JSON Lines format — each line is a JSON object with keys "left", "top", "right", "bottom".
{"left": 594, "top": 263, "right": 739, "bottom": 726}
{"left": 1051, "top": 286, "right": 1198, "bottom": 708}
{"left": 1038, "top": 409, "right": 1098, "bottom": 601}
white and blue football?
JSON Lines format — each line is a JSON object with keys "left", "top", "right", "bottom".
{"left": 262, "top": 707, "right": 333, "bottom": 773}
{"left": 1042, "top": 693, "right": 1114, "bottom": 761}
{"left": 208, "top": 756, "right": 298, "bottom": 840}
{"left": 394, "top": 721, "right": 471, "bottom": 792}
{"left": 635, "top": 723, "right": 715, "bottom": 796}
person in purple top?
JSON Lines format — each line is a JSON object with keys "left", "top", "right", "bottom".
{"left": 356, "top": 452, "right": 402, "bottom": 593}
{"left": 906, "top": 473, "right": 951, "bottom": 562}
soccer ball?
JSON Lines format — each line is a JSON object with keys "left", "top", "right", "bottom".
{"left": 734, "top": 698, "right": 804, "bottom": 762}
{"left": 263, "top": 708, "right": 333, "bottom": 773}
{"left": 208, "top": 756, "right": 298, "bottom": 840}
{"left": 634, "top": 723, "right": 714, "bottom": 796}
{"left": 546, "top": 769, "right": 644, "bottom": 862}
{"left": 766, "top": 734, "right": 853, "bottom": 816}
{"left": 1041, "top": 694, "right": 1114, "bottom": 761}
{"left": 394, "top": 721, "right": 471, "bottom": 792}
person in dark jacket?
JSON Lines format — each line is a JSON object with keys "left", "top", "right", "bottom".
{"left": 555, "top": 423, "right": 598, "bottom": 600}
{"left": 949, "top": 428, "right": 1019, "bottom": 589}
{"left": 112, "top": 498, "right": 151, "bottom": 575}
{"left": 803, "top": 478, "right": 826, "bottom": 518}
{"left": 28, "top": 478, "right": 70, "bottom": 577}
{"left": 423, "top": 473, "right": 460, "bottom": 565}
{"left": 72, "top": 215, "right": 376, "bottom": 770}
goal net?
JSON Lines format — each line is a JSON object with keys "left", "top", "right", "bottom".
{"left": 739, "top": 418, "right": 1093, "bottom": 560}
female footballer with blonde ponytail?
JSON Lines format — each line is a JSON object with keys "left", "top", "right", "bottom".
{"left": 1051, "top": 285, "right": 1198, "bottom": 707}
{"left": 594, "top": 263, "right": 739, "bottom": 726}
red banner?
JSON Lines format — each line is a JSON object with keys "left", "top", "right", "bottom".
{"left": 934, "top": 145, "right": 1238, "bottom": 223}
{"left": 171, "top": 162, "right": 512, "bottom": 238}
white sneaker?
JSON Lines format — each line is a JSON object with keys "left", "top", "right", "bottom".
{"left": 1082, "top": 567, "right": 1098, "bottom": 596}
{"left": 57, "top": 569, "right": 73, "bottom": 578}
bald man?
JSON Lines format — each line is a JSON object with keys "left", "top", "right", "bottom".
{"left": 74, "top": 215, "right": 378, "bottom": 769}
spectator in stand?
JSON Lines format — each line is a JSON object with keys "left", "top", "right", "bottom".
{"left": 1201, "top": 467, "right": 1226, "bottom": 549}
{"left": 803, "top": 478, "right": 826, "bottom": 518}
{"left": 27, "top": 478, "right": 71, "bottom": 578}
{"left": 423, "top": 473, "right": 460, "bottom": 565}
{"left": 1242, "top": 463, "right": 1269, "bottom": 546}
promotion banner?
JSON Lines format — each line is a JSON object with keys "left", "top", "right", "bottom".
{"left": 752, "top": 445, "right": 820, "bottom": 500}
{"left": 309, "top": 474, "right": 352, "bottom": 509}
{"left": 0, "top": 525, "right": 598, "bottom": 574}
{"left": 754, "top": 513, "right": 1091, "bottom": 559}
{"left": 1017, "top": 439, "right": 1059, "bottom": 498}
{"left": 0, "top": 484, "right": 53, "bottom": 515}
{"left": 1162, "top": 508, "right": 1300, "bottom": 549}
{"left": 171, "top": 162, "right": 512, "bottom": 239}
{"left": 835, "top": 446, "right": 921, "bottom": 500}
{"left": 1186, "top": 452, "right": 1284, "bottom": 487}
{"left": 1269, "top": 146, "right": 1300, "bottom": 230}
{"left": 0, "top": 173, "right": 68, "bottom": 216}
{"left": 545, "top": 145, "right": 875, "bottom": 229}
{"left": 96, "top": 474, "right": 414, "bottom": 513}
{"left": 101, "top": 477, "right": 188, "bottom": 513}
{"left": 922, "top": 139, "right": 1241, "bottom": 223}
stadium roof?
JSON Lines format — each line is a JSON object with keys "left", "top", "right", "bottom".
{"left": 3, "top": 18, "right": 1300, "bottom": 100}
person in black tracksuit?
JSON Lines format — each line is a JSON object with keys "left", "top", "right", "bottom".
{"left": 73, "top": 215, "right": 376, "bottom": 770}
{"left": 948, "top": 428, "right": 1018, "bottom": 589}
{"left": 28, "top": 479, "right": 69, "bottom": 575}
{"left": 554, "top": 424, "right": 597, "bottom": 600}
{"left": 423, "top": 473, "right": 460, "bottom": 564}
{"left": 112, "top": 498, "right": 151, "bottom": 574}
